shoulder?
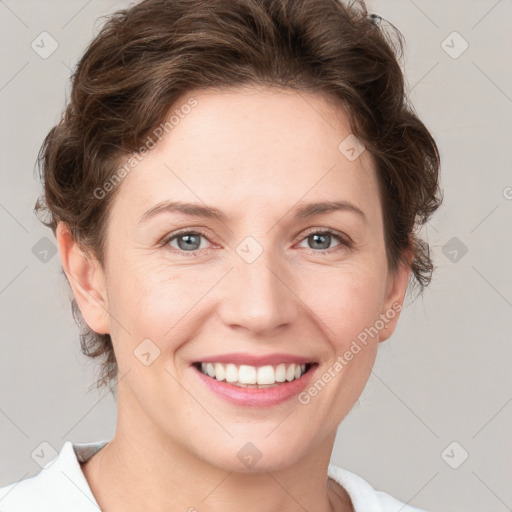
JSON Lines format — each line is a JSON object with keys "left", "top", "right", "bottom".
{"left": 0, "top": 440, "right": 108, "bottom": 512}
{"left": 328, "top": 463, "right": 429, "bottom": 512}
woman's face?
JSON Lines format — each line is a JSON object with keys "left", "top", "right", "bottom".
{"left": 72, "top": 86, "right": 409, "bottom": 471}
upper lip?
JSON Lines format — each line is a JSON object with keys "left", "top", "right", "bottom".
{"left": 192, "top": 352, "right": 316, "bottom": 366}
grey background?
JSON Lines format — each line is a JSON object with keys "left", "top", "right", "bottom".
{"left": 1, "top": 1, "right": 511, "bottom": 510}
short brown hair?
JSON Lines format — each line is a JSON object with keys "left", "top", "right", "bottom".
{"left": 35, "top": 0, "right": 442, "bottom": 393}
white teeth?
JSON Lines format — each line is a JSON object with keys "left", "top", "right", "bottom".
{"left": 198, "top": 362, "right": 310, "bottom": 385}
{"left": 275, "top": 363, "right": 286, "bottom": 382}
{"left": 225, "top": 363, "right": 238, "bottom": 383}
{"left": 214, "top": 363, "right": 226, "bottom": 381}
{"left": 238, "top": 365, "right": 257, "bottom": 384}
{"left": 257, "top": 365, "right": 275, "bottom": 385}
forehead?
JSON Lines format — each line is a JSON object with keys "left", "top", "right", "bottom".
{"left": 111, "top": 86, "right": 380, "bottom": 223}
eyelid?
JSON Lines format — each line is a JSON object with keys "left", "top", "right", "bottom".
{"left": 297, "top": 227, "right": 352, "bottom": 244}
{"left": 295, "top": 227, "right": 353, "bottom": 252}
{"left": 161, "top": 228, "right": 215, "bottom": 248}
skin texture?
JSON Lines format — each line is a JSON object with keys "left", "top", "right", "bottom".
{"left": 57, "top": 86, "right": 411, "bottom": 512}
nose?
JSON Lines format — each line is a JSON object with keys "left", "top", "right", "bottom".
{"left": 217, "top": 243, "right": 299, "bottom": 336}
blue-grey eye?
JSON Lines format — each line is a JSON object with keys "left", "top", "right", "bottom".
{"left": 308, "top": 232, "right": 334, "bottom": 250}
{"left": 169, "top": 232, "right": 206, "bottom": 252}
{"left": 298, "top": 230, "right": 345, "bottom": 251}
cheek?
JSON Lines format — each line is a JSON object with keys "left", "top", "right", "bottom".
{"left": 300, "top": 261, "right": 387, "bottom": 346}
{"left": 107, "top": 258, "right": 213, "bottom": 348}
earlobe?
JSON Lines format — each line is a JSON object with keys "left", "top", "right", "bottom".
{"left": 379, "top": 251, "right": 412, "bottom": 343}
{"left": 55, "top": 222, "right": 110, "bottom": 335}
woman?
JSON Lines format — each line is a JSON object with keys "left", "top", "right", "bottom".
{"left": 0, "top": 0, "right": 441, "bottom": 510}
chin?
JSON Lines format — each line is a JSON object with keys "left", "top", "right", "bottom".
{"left": 195, "top": 433, "right": 311, "bottom": 474}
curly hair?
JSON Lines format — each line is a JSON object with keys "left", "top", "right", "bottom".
{"left": 34, "top": 0, "right": 442, "bottom": 394}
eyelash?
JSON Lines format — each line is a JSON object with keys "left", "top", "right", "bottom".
{"left": 161, "top": 228, "right": 352, "bottom": 257}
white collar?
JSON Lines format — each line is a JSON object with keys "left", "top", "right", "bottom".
{"left": 0, "top": 440, "right": 425, "bottom": 512}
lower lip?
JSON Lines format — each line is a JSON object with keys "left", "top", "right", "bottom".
{"left": 192, "top": 365, "right": 317, "bottom": 407}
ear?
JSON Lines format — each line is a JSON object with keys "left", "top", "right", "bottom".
{"left": 56, "top": 222, "right": 110, "bottom": 335}
{"left": 378, "top": 247, "right": 412, "bottom": 343}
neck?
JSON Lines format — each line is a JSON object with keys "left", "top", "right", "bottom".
{"left": 81, "top": 386, "right": 353, "bottom": 512}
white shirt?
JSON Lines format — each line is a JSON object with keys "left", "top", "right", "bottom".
{"left": 0, "top": 441, "right": 427, "bottom": 511}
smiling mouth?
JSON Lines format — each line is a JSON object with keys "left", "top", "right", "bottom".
{"left": 192, "top": 361, "right": 317, "bottom": 388}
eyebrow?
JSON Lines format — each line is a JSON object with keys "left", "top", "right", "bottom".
{"left": 138, "top": 199, "right": 367, "bottom": 224}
